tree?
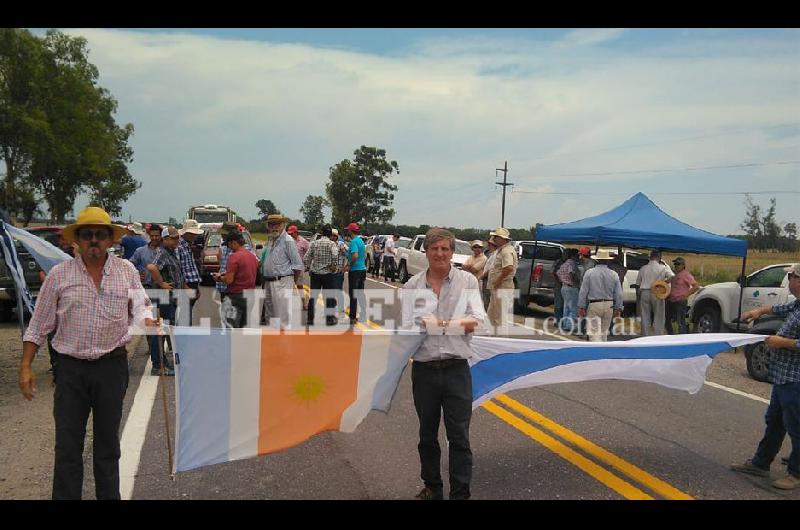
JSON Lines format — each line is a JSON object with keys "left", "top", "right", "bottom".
{"left": 740, "top": 194, "right": 762, "bottom": 246}
{"left": 255, "top": 199, "right": 278, "bottom": 219}
{"left": 0, "top": 29, "right": 138, "bottom": 223}
{"left": 784, "top": 222, "right": 797, "bottom": 241}
{"left": 326, "top": 145, "right": 399, "bottom": 230}
{"left": 760, "top": 198, "right": 781, "bottom": 250}
{"left": 299, "top": 194, "right": 328, "bottom": 230}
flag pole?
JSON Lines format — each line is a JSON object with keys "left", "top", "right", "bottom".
{"left": 156, "top": 308, "right": 175, "bottom": 479}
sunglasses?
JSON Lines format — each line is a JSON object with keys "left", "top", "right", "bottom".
{"left": 78, "top": 229, "right": 111, "bottom": 241}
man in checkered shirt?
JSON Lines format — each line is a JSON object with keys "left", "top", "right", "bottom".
{"left": 303, "top": 225, "right": 340, "bottom": 326}
{"left": 178, "top": 220, "right": 204, "bottom": 326}
{"left": 731, "top": 263, "right": 800, "bottom": 490}
{"left": 19, "top": 207, "right": 158, "bottom": 500}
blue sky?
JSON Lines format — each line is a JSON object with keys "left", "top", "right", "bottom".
{"left": 41, "top": 28, "right": 800, "bottom": 234}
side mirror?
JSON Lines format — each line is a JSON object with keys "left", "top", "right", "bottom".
{"left": 256, "top": 244, "right": 263, "bottom": 250}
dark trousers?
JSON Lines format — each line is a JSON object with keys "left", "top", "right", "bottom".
{"left": 52, "top": 348, "right": 129, "bottom": 500}
{"left": 348, "top": 269, "right": 367, "bottom": 322}
{"left": 149, "top": 302, "right": 175, "bottom": 368}
{"left": 752, "top": 382, "right": 800, "bottom": 477}
{"left": 371, "top": 254, "right": 383, "bottom": 276}
{"left": 383, "top": 255, "right": 396, "bottom": 281}
{"left": 412, "top": 359, "right": 473, "bottom": 499}
{"left": 187, "top": 282, "right": 200, "bottom": 326}
{"left": 666, "top": 299, "right": 690, "bottom": 334}
{"left": 308, "top": 272, "right": 337, "bottom": 326}
{"left": 332, "top": 272, "right": 345, "bottom": 312}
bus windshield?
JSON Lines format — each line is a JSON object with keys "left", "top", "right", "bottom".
{"left": 193, "top": 211, "right": 229, "bottom": 223}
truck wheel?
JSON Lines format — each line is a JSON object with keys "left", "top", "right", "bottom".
{"left": 693, "top": 306, "right": 721, "bottom": 333}
{"left": 398, "top": 261, "right": 409, "bottom": 283}
{"left": 745, "top": 342, "right": 771, "bottom": 382}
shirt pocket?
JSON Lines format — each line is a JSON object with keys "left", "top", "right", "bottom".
{"left": 101, "top": 289, "right": 131, "bottom": 322}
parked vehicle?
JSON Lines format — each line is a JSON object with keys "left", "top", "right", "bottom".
{"left": 512, "top": 241, "right": 565, "bottom": 312}
{"left": 186, "top": 204, "right": 240, "bottom": 229}
{"left": 396, "top": 235, "right": 471, "bottom": 283}
{"left": 0, "top": 237, "right": 45, "bottom": 321}
{"left": 689, "top": 263, "right": 797, "bottom": 334}
{"left": 742, "top": 313, "right": 787, "bottom": 382}
{"left": 591, "top": 248, "right": 650, "bottom": 309}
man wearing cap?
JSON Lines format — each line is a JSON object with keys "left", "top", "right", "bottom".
{"left": 260, "top": 213, "right": 304, "bottom": 328}
{"left": 461, "top": 240, "right": 487, "bottom": 281}
{"left": 214, "top": 231, "right": 259, "bottom": 328}
{"left": 487, "top": 227, "right": 518, "bottom": 332}
{"left": 178, "top": 220, "right": 205, "bottom": 326}
{"left": 666, "top": 257, "right": 699, "bottom": 334}
{"left": 346, "top": 222, "right": 367, "bottom": 326}
{"left": 731, "top": 263, "right": 800, "bottom": 490}
{"left": 19, "top": 206, "right": 157, "bottom": 500}
{"left": 577, "top": 249, "right": 623, "bottom": 342}
{"left": 120, "top": 222, "right": 147, "bottom": 260}
{"left": 634, "top": 250, "right": 675, "bottom": 336}
{"left": 146, "top": 226, "right": 185, "bottom": 375}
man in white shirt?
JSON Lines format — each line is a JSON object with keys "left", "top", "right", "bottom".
{"left": 634, "top": 249, "right": 675, "bottom": 336}
{"left": 383, "top": 234, "right": 399, "bottom": 282}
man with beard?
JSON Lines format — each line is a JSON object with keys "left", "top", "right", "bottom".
{"left": 260, "top": 213, "right": 304, "bottom": 329}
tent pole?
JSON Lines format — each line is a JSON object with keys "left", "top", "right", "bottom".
{"left": 735, "top": 253, "right": 747, "bottom": 332}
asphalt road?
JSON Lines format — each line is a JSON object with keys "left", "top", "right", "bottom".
{"left": 119, "top": 278, "right": 796, "bottom": 500}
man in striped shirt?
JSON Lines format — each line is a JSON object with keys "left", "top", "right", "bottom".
{"left": 303, "top": 225, "right": 340, "bottom": 326}
{"left": 19, "top": 207, "right": 157, "bottom": 500}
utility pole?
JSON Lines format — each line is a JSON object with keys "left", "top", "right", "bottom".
{"left": 495, "top": 161, "right": 513, "bottom": 227}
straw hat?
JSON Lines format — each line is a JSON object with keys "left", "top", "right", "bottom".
{"left": 593, "top": 248, "right": 613, "bottom": 261}
{"left": 651, "top": 279, "right": 672, "bottom": 300}
{"left": 179, "top": 219, "right": 204, "bottom": 235}
{"left": 489, "top": 227, "right": 510, "bottom": 240}
{"left": 267, "top": 213, "right": 288, "bottom": 223}
{"left": 62, "top": 207, "right": 127, "bottom": 244}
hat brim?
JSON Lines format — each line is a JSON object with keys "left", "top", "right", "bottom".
{"left": 180, "top": 228, "right": 204, "bottom": 235}
{"left": 651, "top": 280, "right": 672, "bottom": 300}
{"left": 62, "top": 223, "right": 128, "bottom": 244}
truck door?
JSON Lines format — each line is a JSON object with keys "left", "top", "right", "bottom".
{"left": 743, "top": 266, "right": 789, "bottom": 312}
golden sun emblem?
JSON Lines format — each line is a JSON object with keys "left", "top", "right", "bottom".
{"left": 292, "top": 375, "right": 326, "bottom": 403}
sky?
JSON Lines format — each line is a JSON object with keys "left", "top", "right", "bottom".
{"left": 37, "top": 28, "right": 800, "bottom": 235}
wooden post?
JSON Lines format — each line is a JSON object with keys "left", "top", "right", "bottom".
{"left": 156, "top": 309, "right": 174, "bottom": 478}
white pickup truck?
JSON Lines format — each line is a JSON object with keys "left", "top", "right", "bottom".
{"left": 689, "top": 262, "right": 798, "bottom": 333}
{"left": 396, "top": 234, "right": 472, "bottom": 283}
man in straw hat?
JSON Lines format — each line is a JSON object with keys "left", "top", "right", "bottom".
{"left": 461, "top": 240, "right": 487, "bottom": 282}
{"left": 486, "top": 227, "right": 518, "bottom": 332}
{"left": 577, "top": 248, "right": 623, "bottom": 342}
{"left": 260, "top": 213, "right": 304, "bottom": 328}
{"left": 178, "top": 219, "right": 205, "bottom": 325}
{"left": 19, "top": 206, "right": 159, "bottom": 499}
{"left": 634, "top": 249, "right": 674, "bottom": 336}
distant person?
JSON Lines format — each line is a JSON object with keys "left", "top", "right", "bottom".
{"left": 666, "top": 256, "right": 700, "bottom": 334}
{"left": 383, "top": 234, "right": 399, "bottom": 282}
{"left": 214, "top": 231, "right": 259, "bottom": 328}
{"left": 120, "top": 223, "right": 147, "bottom": 260}
{"left": 556, "top": 248, "right": 581, "bottom": 332}
{"left": 371, "top": 236, "right": 383, "bottom": 279}
{"left": 551, "top": 251, "right": 569, "bottom": 328}
{"left": 178, "top": 219, "right": 204, "bottom": 326}
{"left": 129, "top": 224, "right": 163, "bottom": 287}
{"left": 303, "top": 225, "right": 340, "bottom": 327}
{"left": 288, "top": 225, "right": 310, "bottom": 310}
{"left": 19, "top": 207, "right": 157, "bottom": 499}
{"left": 731, "top": 263, "right": 800, "bottom": 490}
{"left": 577, "top": 249, "right": 623, "bottom": 342}
{"left": 461, "top": 240, "right": 487, "bottom": 281}
{"left": 486, "top": 227, "right": 517, "bottom": 332}
{"left": 635, "top": 250, "right": 675, "bottom": 336}
{"left": 346, "top": 222, "right": 367, "bottom": 326}
{"left": 606, "top": 251, "right": 628, "bottom": 336}
{"left": 330, "top": 228, "right": 349, "bottom": 316}
{"left": 478, "top": 239, "right": 498, "bottom": 309}
{"left": 146, "top": 227, "right": 185, "bottom": 375}
{"left": 260, "top": 214, "right": 304, "bottom": 329}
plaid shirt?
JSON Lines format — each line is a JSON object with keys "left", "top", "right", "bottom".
{"left": 152, "top": 246, "right": 184, "bottom": 289}
{"left": 304, "top": 237, "right": 339, "bottom": 274}
{"left": 769, "top": 299, "right": 800, "bottom": 384}
{"left": 556, "top": 259, "right": 578, "bottom": 287}
{"left": 336, "top": 240, "right": 349, "bottom": 271}
{"left": 23, "top": 256, "right": 152, "bottom": 359}
{"left": 178, "top": 238, "right": 201, "bottom": 284}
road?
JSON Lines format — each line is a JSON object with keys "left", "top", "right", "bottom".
{"left": 1, "top": 276, "right": 795, "bottom": 500}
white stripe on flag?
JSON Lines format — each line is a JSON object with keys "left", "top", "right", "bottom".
{"left": 229, "top": 332, "right": 263, "bottom": 462}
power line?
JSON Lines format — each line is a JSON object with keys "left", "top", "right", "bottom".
{"left": 517, "top": 159, "right": 800, "bottom": 179}
{"left": 513, "top": 190, "right": 800, "bottom": 196}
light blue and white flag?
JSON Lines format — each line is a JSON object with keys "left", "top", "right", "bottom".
{"left": 469, "top": 333, "right": 767, "bottom": 407}
{"left": 0, "top": 219, "right": 36, "bottom": 314}
{"left": 3, "top": 223, "right": 71, "bottom": 273}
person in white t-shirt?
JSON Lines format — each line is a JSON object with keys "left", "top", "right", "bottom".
{"left": 634, "top": 249, "right": 675, "bottom": 335}
{"left": 382, "top": 234, "right": 399, "bottom": 282}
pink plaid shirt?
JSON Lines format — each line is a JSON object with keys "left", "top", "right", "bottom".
{"left": 23, "top": 256, "right": 153, "bottom": 359}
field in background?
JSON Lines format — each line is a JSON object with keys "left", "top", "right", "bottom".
{"left": 660, "top": 251, "right": 798, "bottom": 285}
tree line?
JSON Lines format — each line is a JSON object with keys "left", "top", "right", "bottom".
{"left": 0, "top": 28, "right": 138, "bottom": 224}
{"left": 739, "top": 195, "right": 798, "bottom": 252}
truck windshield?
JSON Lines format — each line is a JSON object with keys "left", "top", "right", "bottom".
{"left": 193, "top": 212, "right": 229, "bottom": 223}
{"left": 455, "top": 241, "right": 471, "bottom": 255}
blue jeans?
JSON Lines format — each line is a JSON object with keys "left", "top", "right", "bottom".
{"left": 751, "top": 382, "right": 800, "bottom": 478}
{"left": 561, "top": 286, "right": 579, "bottom": 331}
{"left": 332, "top": 272, "right": 345, "bottom": 312}
{"left": 149, "top": 302, "right": 175, "bottom": 369}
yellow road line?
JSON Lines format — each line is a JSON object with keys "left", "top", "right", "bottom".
{"left": 494, "top": 394, "right": 693, "bottom": 500}
{"left": 482, "top": 401, "right": 653, "bottom": 500}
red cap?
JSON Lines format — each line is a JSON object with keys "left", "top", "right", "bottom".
{"left": 346, "top": 222, "right": 360, "bottom": 232}
{"left": 287, "top": 225, "right": 298, "bottom": 234}
{"left": 579, "top": 246, "right": 591, "bottom": 256}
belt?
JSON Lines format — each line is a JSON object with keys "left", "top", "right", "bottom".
{"left": 589, "top": 299, "right": 613, "bottom": 303}
{"left": 418, "top": 358, "right": 468, "bottom": 369}
{"left": 263, "top": 274, "right": 293, "bottom": 282}
{"left": 58, "top": 346, "right": 127, "bottom": 362}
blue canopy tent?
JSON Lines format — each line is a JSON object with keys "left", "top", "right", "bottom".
{"left": 533, "top": 192, "right": 749, "bottom": 329}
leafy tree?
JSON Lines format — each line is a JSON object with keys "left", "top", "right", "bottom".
{"left": 740, "top": 194, "right": 762, "bottom": 244}
{"left": 299, "top": 194, "right": 328, "bottom": 230}
{"left": 784, "top": 222, "right": 797, "bottom": 240}
{"left": 255, "top": 199, "right": 278, "bottom": 219}
{"left": 326, "top": 146, "right": 399, "bottom": 230}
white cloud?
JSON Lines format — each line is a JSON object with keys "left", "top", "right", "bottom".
{"left": 58, "top": 28, "right": 800, "bottom": 235}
